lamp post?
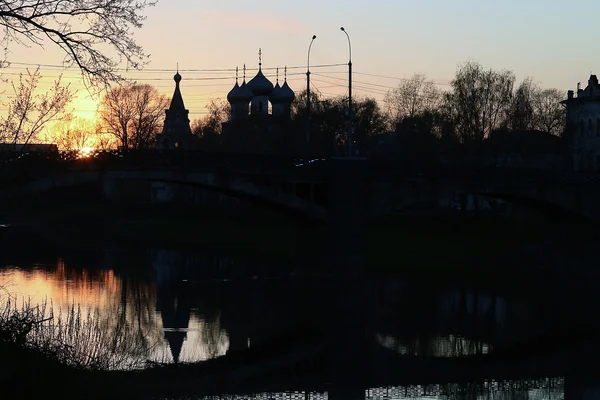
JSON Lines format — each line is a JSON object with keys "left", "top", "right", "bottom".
{"left": 340, "top": 27, "right": 353, "bottom": 157}
{"left": 306, "top": 35, "right": 316, "bottom": 157}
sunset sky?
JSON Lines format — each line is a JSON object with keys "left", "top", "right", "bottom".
{"left": 2, "top": 0, "right": 600, "bottom": 121}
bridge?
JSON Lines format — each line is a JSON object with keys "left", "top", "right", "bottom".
{"left": 3, "top": 151, "right": 600, "bottom": 222}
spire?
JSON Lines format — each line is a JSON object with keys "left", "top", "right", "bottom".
{"left": 243, "top": 64, "right": 247, "bottom": 82}
{"left": 258, "top": 48, "right": 262, "bottom": 71}
{"left": 170, "top": 70, "right": 184, "bottom": 110}
{"left": 276, "top": 67, "right": 279, "bottom": 84}
{"left": 236, "top": 66, "right": 239, "bottom": 84}
{"left": 284, "top": 66, "right": 288, "bottom": 82}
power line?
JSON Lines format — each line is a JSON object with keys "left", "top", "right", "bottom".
{"left": 4, "top": 61, "right": 347, "bottom": 73}
{"left": 354, "top": 71, "right": 453, "bottom": 87}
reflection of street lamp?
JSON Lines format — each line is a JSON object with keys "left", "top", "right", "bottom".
{"left": 306, "top": 34, "right": 316, "bottom": 156}
{"left": 340, "top": 27, "right": 353, "bottom": 157}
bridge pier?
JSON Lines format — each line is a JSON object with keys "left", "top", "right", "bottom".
{"left": 324, "top": 157, "right": 368, "bottom": 276}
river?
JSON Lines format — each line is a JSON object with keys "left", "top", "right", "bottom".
{"left": 1, "top": 227, "right": 599, "bottom": 399}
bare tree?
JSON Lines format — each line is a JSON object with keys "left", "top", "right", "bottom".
{"left": 98, "top": 83, "right": 168, "bottom": 150}
{"left": 384, "top": 73, "right": 441, "bottom": 127}
{"left": 533, "top": 88, "right": 565, "bottom": 136}
{"left": 507, "top": 77, "right": 537, "bottom": 131}
{"left": 447, "top": 61, "right": 515, "bottom": 142}
{"left": 0, "top": 0, "right": 157, "bottom": 86}
{"left": 191, "top": 98, "right": 230, "bottom": 137}
{"left": 44, "top": 116, "right": 96, "bottom": 151}
{"left": 0, "top": 67, "right": 73, "bottom": 147}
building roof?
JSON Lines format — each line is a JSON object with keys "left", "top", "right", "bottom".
{"left": 228, "top": 80, "right": 253, "bottom": 103}
{"left": 563, "top": 74, "right": 600, "bottom": 104}
{"left": 279, "top": 81, "right": 295, "bottom": 103}
{"left": 269, "top": 82, "right": 282, "bottom": 103}
{"left": 169, "top": 72, "right": 186, "bottom": 110}
{"left": 247, "top": 68, "right": 273, "bottom": 96}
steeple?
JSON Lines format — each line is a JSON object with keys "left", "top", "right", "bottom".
{"left": 158, "top": 69, "right": 194, "bottom": 150}
{"left": 169, "top": 66, "right": 185, "bottom": 110}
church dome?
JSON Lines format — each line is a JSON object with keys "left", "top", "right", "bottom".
{"left": 227, "top": 82, "right": 241, "bottom": 103}
{"left": 279, "top": 81, "right": 295, "bottom": 103}
{"left": 227, "top": 81, "right": 253, "bottom": 103}
{"left": 269, "top": 82, "right": 283, "bottom": 103}
{"left": 247, "top": 69, "right": 273, "bottom": 96}
{"left": 238, "top": 81, "right": 253, "bottom": 101}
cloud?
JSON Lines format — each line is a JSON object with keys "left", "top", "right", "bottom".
{"left": 201, "top": 10, "right": 309, "bottom": 35}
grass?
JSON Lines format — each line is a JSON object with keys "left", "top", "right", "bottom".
{"left": 0, "top": 292, "right": 154, "bottom": 371}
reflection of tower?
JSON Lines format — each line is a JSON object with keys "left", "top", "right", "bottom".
{"left": 156, "top": 281, "right": 191, "bottom": 364}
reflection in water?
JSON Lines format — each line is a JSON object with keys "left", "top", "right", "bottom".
{"left": 0, "top": 257, "right": 230, "bottom": 366}
{"left": 2, "top": 244, "right": 600, "bottom": 398}
{"left": 158, "top": 379, "right": 565, "bottom": 400}
{"left": 376, "top": 334, "right": 491, "bottom": 357}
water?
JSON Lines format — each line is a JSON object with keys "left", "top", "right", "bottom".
{"left": 1, "top": 229, "right": 600, "bottom": 399}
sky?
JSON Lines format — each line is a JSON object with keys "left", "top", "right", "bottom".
{"left": 3, "top": 0, "right": 600, "bottom": 121}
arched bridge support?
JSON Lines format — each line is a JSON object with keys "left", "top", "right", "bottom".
{"left": 324, "top": 158, "right": 369, "bottom": 274}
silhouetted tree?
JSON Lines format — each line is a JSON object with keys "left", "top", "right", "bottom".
{"left": 291, "top": 90, "right": 344, "bottom": 155}
{"left": 533, "top": 88, "right": 565, "bottom": 136}
{"left": 446, "top": 61, "right": 515, "bottom": 142}
{"left": 98, "top": 83, "right": 168, "bottom": 150}
{"left": 191, "top": 98, "right": 229, "bottom": 150}
{"left": 507, "top": 77, "right": 536, "bottom": 131}
{"left": 384, "top": 73, "right": 442, "bottom": 129}
{"left": 0, "top": 67, "right": 73, "bottom": 148}
{"left": 292, "top": 91, "right": 388, "bottom": 156}
{"left": 44, "top": 117, "right": 97, "bottom": 151}
{"left": 0, "top": 0, "right": 157, "bottom": 86}
{"left": 353, "top": 96, "right": 389, "bottom": 155}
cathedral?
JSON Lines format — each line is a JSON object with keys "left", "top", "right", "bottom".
{"left": 157, "top": 49, "right": 296, "bottom": 153}
{"left": 222, "top": 49, "right": 296, "bottom": 152}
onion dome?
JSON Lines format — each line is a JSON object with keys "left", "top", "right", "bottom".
{"left": 279, "top": 81, "right": 295, "bottom": 103}
{"left": 227, "top": 82, "right": 241, "bottom": 103}
{"left": 174, "top": 72, "right": 182, "bottom": 83}
{"left": 270, "top": 82, "right": 283, "bottom": 103}
{"left": 247, "top": 68, "right": 274, "bottom": 96}
{"left": 227, "top": 81, "right": 253, "bottom": 103}
{"left": 238, "top": 81, "right": 253, "bottom": 101}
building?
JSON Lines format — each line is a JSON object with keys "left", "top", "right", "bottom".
{"left": 222, "top": 49, "right": 295, "bottom": 153}
{"left": 157, "top": 71, "right": 196, "bottom": 151}
{"left": 562, "top": 74, "right": 600, "bottom": 170}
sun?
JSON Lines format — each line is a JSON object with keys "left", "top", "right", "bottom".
{"left": 77, "top": 146, "right": 96, "bottom": 158}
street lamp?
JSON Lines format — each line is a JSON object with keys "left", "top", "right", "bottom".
{"left": 340, "top": 27, "right": 353, "bottom": 157}
{"left": 306, "top": 34, "right": 316, "bottom": 157}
